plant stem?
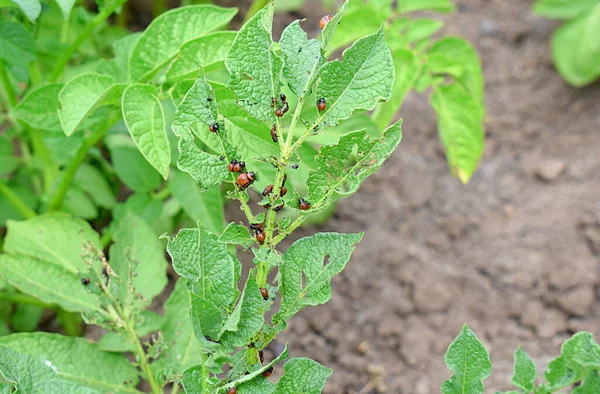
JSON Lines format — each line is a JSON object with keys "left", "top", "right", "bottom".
{"left": 0, "top": 61, "right": 17, "bottom": 110}
{"left": 48, "top": 115, "right": 119, "bottom": 212}
{"left": 0, "top": 182, "right": 36, "bottom": 219}
{"left": 29, "top": 129, "right": 58, "bottom": 194}
{"left": 49, "top": 0, "right": 122, "bottom": 82}
{"left": 152, "top": 187, "right": 170, "bottom": 200}
{"left": 243, "top": 0, "right": 269, "bottom": 23}
{"left": 125, "top": 321, "right": 162, "bottom": 393}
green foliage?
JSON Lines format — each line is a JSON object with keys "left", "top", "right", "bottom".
{"left": 533, "top": 0, "right": 600, "bottom": 86}
{"left": 0, "top": 0, "right": 488, "bottom": 392}
{"left": 446, "top": 326, "right": 600, "bottom": 394}
{"left": 325, "top": 0, "right": 485, "bottom": 183}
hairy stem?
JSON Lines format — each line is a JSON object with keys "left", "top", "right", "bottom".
{"left": 0, "top": 182, "right": 36, "bottom": 219}
{"left": 48, "top": 115, "right": 119, "bottom": 212}
{"left": 49, "top": 0, "right": 123, "bottom": 82}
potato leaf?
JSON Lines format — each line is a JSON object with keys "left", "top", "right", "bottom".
{"left": 274, "top": 232, "right": 363, "bottom": 325}
{"left": 226, "top": 4, "right": 281, "bottom": 123}
{"left": 442, "top": 324, "right": 491, "bottom": 394}
{"left": 315, "top": 27, "right": 394, "bottom": 130}
{"left": 122, "top": 84, "right": 170, "bottom": 179}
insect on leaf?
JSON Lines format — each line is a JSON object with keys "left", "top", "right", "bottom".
{"left": 226, "top": 3, "right": 282, "bottom": 123}
{"left": 315, "top": 27, "right": 394, "bottom": 130}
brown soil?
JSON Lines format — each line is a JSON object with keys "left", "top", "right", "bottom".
{"left": 260, "top": 0, "right": 600, "bottom": 393}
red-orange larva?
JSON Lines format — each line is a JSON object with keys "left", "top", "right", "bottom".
{"left": 275, "top": 108, "right": 284, "bottom": 117}
{"left": 255, "top": 229, "right": 265, "bottom": 245}
{"left": 320, "top": 15, "right": 333, "bottom": 30}
{"left": 262, "top": 366, "right": 274, "bottom": 378}
{"left": 317, "top": 98, "right": 326, "bottom": 111}
{"left": 226, "top": 387, "right": 237, "bottom": 394}
{"left": 236, "top": 172, "right": 256, "bottom": 190}
{"left": 270, "top": 125, "right": 278, "bottom": 143}
{"left": 209, "top": 122, "right": 219, "bottom": 133}
{"left": 81, "top": 278, "right": 90, "bottom": 285}
{"left": 280, "top": 187, "right": 288, "bottom": 197}
{"left": 260, "top": 287, "right": 269, "bottom": 300}
{"left": 262, "top": 184, "right": 274, "bottom": 197}
{"left": 298, "top": 198, "right": 311, "bottom": 211}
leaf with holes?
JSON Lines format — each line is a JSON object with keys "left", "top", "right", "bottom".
{"left": 226, "top": 4, "right": 281, "bottom": 123}
{"left": 315, "top": 27, "right": 394, "bottom": 130}
{"left": 274, "top": 232, "right": 363, "bottom": 325}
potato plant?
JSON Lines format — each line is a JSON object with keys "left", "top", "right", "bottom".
{"left": 533, "top": 0, "right": 600, "bottom": 87}
{"left": 0, "top": 0, "right": 489, "bottom": 392}
{"left": 444, "top": 326, "right": 600, "bottom": 394}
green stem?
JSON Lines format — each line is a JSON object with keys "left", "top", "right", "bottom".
{"left": 243, "top": 0, "right": 269, "bottom": 23}
{"left": 0, "top": 182, "right": 36, "bottom": 219}
{"left": 48, "top": 116, "right": 118, "bottom": 212}
{"left": 0, "top": 61, "right": 17, "bottom": 110}
{"left": 152, "top": 187, "right": 170, "bottom": 201}
{"left": 126, "top": 322, "right": 162, "bottom": 393}
{"left": 49, "top": 1, "right": 122, "bottom": 82}
{"left": 30, "top": 129, "right": 58, "bottom": 194}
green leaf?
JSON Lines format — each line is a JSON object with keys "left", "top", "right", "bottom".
{"left": 307, "top": 120, "right": 402, "bottom": 212}
{"left": 9, "top": 0, "right": 41, "bottom": 22}
{"left": 430, "top": 83, "right": 484, "bottom": 184}
{"left": 13, "top": 84, "right": 63, "bottom": 131}
{"left": 372, "top": 49, "right": 420, "bottom": 129}
{"left": 238, "top": 377, "right": 275, "bottom": 394}
{"left": 108, "top": 136, "right": 163, "bottom": 192}
{"left": 544, "top": 356, "right": 576, "bottom": 390}
{"left": 0, "top": 21, "right": 35, "bottom": 66}
{"left": 442, "top": 324, "right": 491, "bottom": 394}
{"left": 573, "top": 371, "right": 600, "bottom": 394}
{"left": 428, "top": 37, "right": 484, "bottom": 103}
{"left": 226, "top": 4, "right": 281, "bottom": 123}
{"left": 4, "top": 213, "right": 102, "bottom": 272}
{"left": 551, "top": 4, "right": 600, "bottom": 87}
{"left": 316, "top": 27, "right": 394, "bottom": 130}
{"left": 43, "top": 130, "right": 84, "bottom": 166}
{"left": 166, "top": 31, "right": 236, "bottom": 81}
{"left": 172, "top": 72, "right": 219, "bottom": 138}
{"left": 533, "top": 0, "right": 599, "bottom": 20}
{"left": 0, "top": 137, "right": 19, "bottom": 177}
{"left": 169, "top": 170, "right": 225, "bottom": 234}
{"left": 177, "top": 135, "right": 231, "bottom": 191}
{"left": 219, "top": 222, "right": 254, "bottom": 249}
{"left": 280, "top": 20, "right": 324, "bottom": 97}
{"left": 64, "top": 186, "right": 98, "bottom": 219}
{"left": 0, "top": 345, "right": 91, "bottom": 392}
{"left": 0, "top": 254, "right": 101, "bottom": 313}
{"left": 129, "top": 5, "right": 237, "bottom": 81}
{"left": 320, "top": 0, "right": 348, "bottom": 50}
{"left": 58, "top": 73, "right": 124, "bottom": 136}
{"left": 220, "top": 275, "right": 264, "bottom": 347}
{"left": 122, "top": 84, "right": 171, "bottom": 179}
{"left": 109, "top": 212, "right": 168, "bottom": 306}
{"left": 512, "top": 347, "right": 537, "bottom": 393}
{"left": 152, "top": 279, "right": 202, "bottom": 385}
{"left": 0, "top": 332, "right": 138, "bottom": 392}
{"left": 275, "top": 232, "right": 363, "bottom": 324}
{"left": 561, "top": 332, "right": 600, "bottom": 369}
{"left": 73, "top": 163, "right": 116, "bottom": 209}
{"left": 167, "top": 227, "right": 241, "bottom": 311}
{"left": 273, "top": 358, "right": 332, "bottom": 394}
{"left": 397, "top": 0, "right": 455, "bottom": 13}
